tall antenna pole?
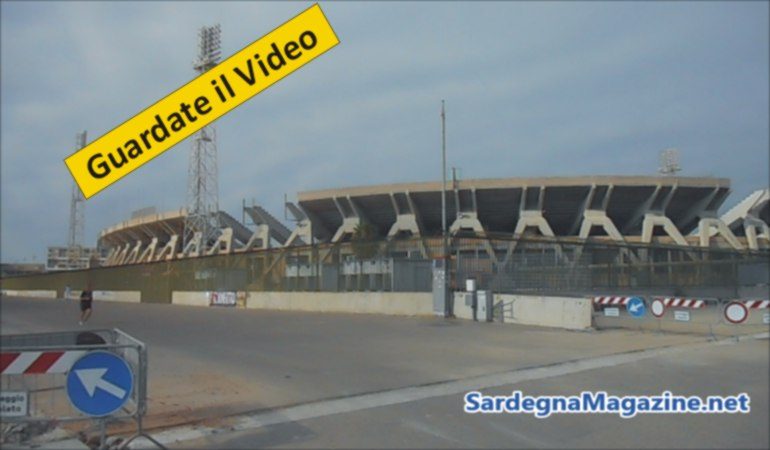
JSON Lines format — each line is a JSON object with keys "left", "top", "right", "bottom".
{"left": 441, "top": 100, "right": 450, "bottom": 317}
{"left": 184, "top": 24, "right": 222, "bottom": 251}
{"left": 68, "top": 131, "right": 87, "bottom": 269}
{"left": 441, "top": 100, "right": 447, "bottom": 241}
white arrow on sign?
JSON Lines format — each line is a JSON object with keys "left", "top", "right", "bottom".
{"left": 75, "top": 368, "right": 126, "bottom": 399}
{"left": 629, "top": 302, "right": 642, "bottom": 313}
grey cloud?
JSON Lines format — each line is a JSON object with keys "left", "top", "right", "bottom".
{"left": 1, "top": 1, "right": 767, "bottom": 263}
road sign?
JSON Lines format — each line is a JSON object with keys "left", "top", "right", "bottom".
{"left": 604, "top": 307, "right": 620, "bottom": 317}
{"left": 651, "top": 299, "right": 665, "bottom": 318}
{"left": 627, "top": 297, "right": 646, "bottom": 318}
{"left": 724, "top": 301, "right": 748, "bottom": 324}
{"left": 674, "top": 310, "right": 690, "bottom": 322}
{"left": 66, "top": 351, "right": 133, "bottom": 417}
{"left": 0, "top": 391, "right": 28, "bottom": 417}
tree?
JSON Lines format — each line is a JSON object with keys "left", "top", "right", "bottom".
{"left": 351, "top": 222, "right": 379, "bottom": 260}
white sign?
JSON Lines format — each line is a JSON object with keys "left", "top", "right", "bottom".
{"left": 465, "top": 279, "right": 476, "bottom": 292}
{"left": 604, "top": 307, "right": 620, "bottom": 317}
{"left": 763, "top": 313, "right": 770, "bottom": 325}
{"left": 651, "top": 299, "right": 665, "bottom": 318}
{"left": 209, "top": 291, "right": 237, "bottom": 307}
{"left": 674, "top": 310, "right": 690, "bottom": 322}
{"left": 0, "top": 391, "right": 28, "bottom": 417}
{"left": 724, "top": 301, "right": 748, "bottom": 324}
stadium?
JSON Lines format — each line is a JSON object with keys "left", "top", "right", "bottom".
{"left": 98, "top": 175, "right": 769, "bottom": 267}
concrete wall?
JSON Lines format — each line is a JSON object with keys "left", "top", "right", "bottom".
{"left": 171, "top": 291, "right": 211, "bottom": 307}
{"left": 245, "top": 292, "right": 433, "bottom": 316}
{"left": 1, "top": 289, "right": 141, "bottom": 302}
{"left": 497, "top": 294, "right": 592, "bottom": 330}
{"left": 1, "top": 289, "right": 57, "bottom": 299}
{"left": 69, "top": 290, "right": 141, "bottom": 303}
{"left": 453, "top": 292, "right": 592, "bottom": 330}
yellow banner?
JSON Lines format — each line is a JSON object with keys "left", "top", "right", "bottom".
{"left": 65, "top": 4, "right": 339, "bottom": 199}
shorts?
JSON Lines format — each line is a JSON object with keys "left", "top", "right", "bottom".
{"left": 80, "top": 300, "right": 92, "bottom": 312}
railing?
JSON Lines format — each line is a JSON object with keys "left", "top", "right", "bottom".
{"left": 2, "top": 236, "right": 767, "bottom": 301}
{"left": 0, "top": 328, "right": 164, "bottom": 450}
{"left": 590, "top": 296, "right": 770, "bottom": 337}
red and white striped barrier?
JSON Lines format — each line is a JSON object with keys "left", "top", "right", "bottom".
{"left": 593, "top": 296, "right": 632, "bottom": 305}
{"left": 657, "top": 297, "right": 706, "bottom": 309}
{"left": 741, "top": 300, "right": 770, "bottom": 309}
{"left": 0, "top": 350, "right": 85, "bottom": 375}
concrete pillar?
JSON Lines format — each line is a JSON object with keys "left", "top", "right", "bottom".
{"left": 514, "top": 211, "right": 556, "bottom": 238}
{"left": 114, "top": 243, "right": 132, "bottom": 266}
{"left": 240, "top": 225, "right": 270, "bottom": 252}
{"left": 206, "top": 228, "right": 233, "bottom": 255}
{"left": 124, "top": 241, "right": 143, "bottom": 265}
{"left": 180, "top": 232, "right": 203, "bottom": 258}
{"left": 137, "top": 237, "right": 158, "bottom": 263}
{"left": 744, "top": 216, "right": 770, "bottom": 251}
{"left": 578, "top": 210, "right": 625, "bottom": 243}
{"left": 641, "top": 213, "right": 689, "bottom": 247}
{"left": 155, "top": 235, "right": 178, "bottom": 261}
{"left": 699, "top": 217, "right": 743, "bottom": 250}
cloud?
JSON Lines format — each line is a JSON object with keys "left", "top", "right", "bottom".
{"left": 1, "top": 1, "right": 767, "bottom": 263}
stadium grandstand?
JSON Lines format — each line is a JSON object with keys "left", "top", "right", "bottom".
{"left": 98, "top": 175, "right": 769, "bottom": 267}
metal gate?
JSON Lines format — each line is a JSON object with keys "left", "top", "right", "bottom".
{"left": 0, "top": 328, "right": 164, "bottom": 449}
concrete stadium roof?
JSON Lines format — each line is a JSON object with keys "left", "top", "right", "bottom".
{"left": 298, "top": 175, "right": 729, "bottom": 202}
{"left": 297, "top": 175, "right": 731, "bottom": 238}
{"left": 99, "top": 208, "right": 251, "bottom": 247}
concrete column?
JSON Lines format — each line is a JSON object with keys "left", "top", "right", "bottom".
{"left": 641, "top": 213, "right": 689, "bottom": 247}
{"left": 137, "top": 237, "right": 158, "bottom": 263}
{"left": 240, "top": 225, "right": 270, "bottom": 252}
{"left": 578, "top": 210, "right": 625, "bottom": 243}
{"left": 744, "top": 216, "right": 770, "bottom": 251}
{"left": 698, "top": 217, "right": 743, "bottom": 250}
{"left": 114, "top": 243, "right": 132, "bottom": 266}
{"left": 154, "top": 235, "right": 178, "bottom": 261}
{"left": 179, "top": 232, "right": 203, "bottom": 258}
{"left": 124, "top": 241, "right": 144, "bottom": 265}
{"left": 206, "top": 228, "right": 234, "bottom": 255}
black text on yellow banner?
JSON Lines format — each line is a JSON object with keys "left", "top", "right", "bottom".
{"left": 64, "top": 4, "right": 339, "bottom": 199}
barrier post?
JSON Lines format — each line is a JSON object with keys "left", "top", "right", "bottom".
{"left": 0, "top": 328, "right": 165, "bottom": 450}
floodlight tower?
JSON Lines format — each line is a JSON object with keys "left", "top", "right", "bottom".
{"left": 67, "top": 131, "right": 87, "bottom": 268}
{"left": 184, "top": 25, "right": 222, "bottom": 251}
{"left": 658, "top": 148, "right": 682, "bottom": 176}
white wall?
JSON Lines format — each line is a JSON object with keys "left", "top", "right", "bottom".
{"left": 496, "top": 294, "right": 592, "bottom": 330}
{"left": 453, "top": 292, "right": 592, "bottom": 330}
{"left": 66, "top": 290, "right": 141, "bottom": 303}
{"left": 245, "top": 292, "right": 433, "bottom": 316}
{"left": 1, "top": 289, "right": 57, "bottom": 299}
{"left": 171, "top": 291, "right": 211, "bottom": 307}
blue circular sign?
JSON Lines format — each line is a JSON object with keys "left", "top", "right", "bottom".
{"left": 626, "top": 297, "right": 646, "bottom": 318}
{"left": 66, "top": 351, "right": 133, "bottom": 417}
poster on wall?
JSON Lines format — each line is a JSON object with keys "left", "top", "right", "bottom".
{"left": 209, "top": 291, "right": 237, "bottom": 307}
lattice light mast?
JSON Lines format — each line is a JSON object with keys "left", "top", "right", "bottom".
{"left": 67, "top": 131, "right": 87, "bottom": 268}
{"left": 184, "top": 25, "right": 222, "bottom": 250}
{"left": 658, "top": 148, "right": 682, "bottom": 176}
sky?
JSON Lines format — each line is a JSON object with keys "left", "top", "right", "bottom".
{"left": 1, "top": 1, "right": 768, "bottom": 264}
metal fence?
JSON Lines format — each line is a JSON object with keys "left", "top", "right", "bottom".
{"left": 590, "top": 296, "right": 770, "bottom": 337}
{"left": 0, "top": 329, "right": 162, "bottom": 449}
{"left": 453, "top": 236, "right": 769, "bottom": 299}
{"left": 1, "top": 236, "right": 768, "bottom": 302}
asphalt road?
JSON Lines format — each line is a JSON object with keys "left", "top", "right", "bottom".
{"left": 176, "top": 338, "right": 770, "bottom": 449}
{"left": 1, "top": 296, "right": 768, "bottom": 448}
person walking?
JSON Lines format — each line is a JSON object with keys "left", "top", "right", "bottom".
{"left": 79, "top": 285, "right": 94, "bottom": 325}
